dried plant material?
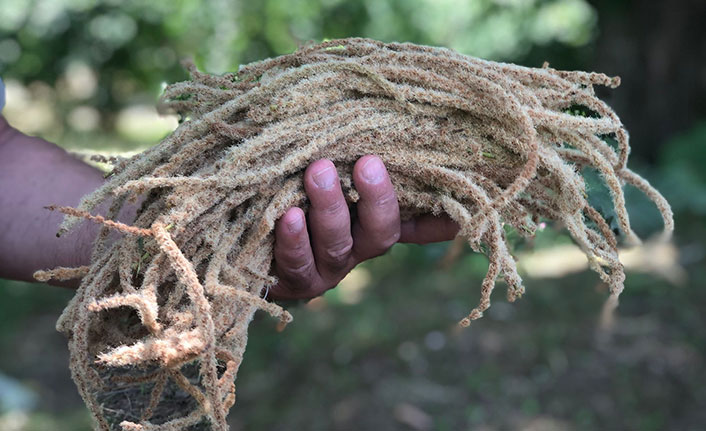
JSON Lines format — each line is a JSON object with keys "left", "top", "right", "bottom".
{"left": 34, "top": 265, "right": 90, "bottom": 282}
{"left": 36, "top": 38, "right": 673, "bottom": 430}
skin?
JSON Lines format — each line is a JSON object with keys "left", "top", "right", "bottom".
{"left": 0, "top": 115, "right": 459, "bottom": 299}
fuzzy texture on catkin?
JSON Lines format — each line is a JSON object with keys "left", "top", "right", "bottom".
{"left": 34, "top": 38, "right": 673, "bottom": 431}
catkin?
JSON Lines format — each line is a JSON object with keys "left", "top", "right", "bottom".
{"left": 34, "top": 38, "right": 673, "bottom": 431}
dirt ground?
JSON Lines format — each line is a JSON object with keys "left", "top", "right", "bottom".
{"left": 1, "top": 228, "right": 704, "bottom": 430}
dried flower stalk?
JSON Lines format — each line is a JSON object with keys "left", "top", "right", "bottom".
{"left": 34, "top": 38, "right": 673, "bottom": 430}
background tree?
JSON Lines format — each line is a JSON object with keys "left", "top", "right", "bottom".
{"left": 0, "top": 1, "right": 704, "bottom": 430}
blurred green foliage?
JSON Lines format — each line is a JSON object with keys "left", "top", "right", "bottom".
{"left": 0, "top": 0, "right": 597, "bottom": 149}
{"left": 656, "top": 122, "right": 706, "bottom": 216}
{"left": 1, "top": 0, "right": 705, "bottom": 430}
{"left": 0, "top": 0, "right": 596, "bottom": 80}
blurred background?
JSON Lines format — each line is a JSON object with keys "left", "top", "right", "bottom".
{"left": 1, "top": 0, "right": 705, "bottom": 430}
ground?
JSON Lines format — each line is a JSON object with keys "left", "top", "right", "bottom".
{"left": 1, "top": 220, "right": 704, "bottom": 430}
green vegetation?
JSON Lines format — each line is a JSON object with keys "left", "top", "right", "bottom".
{"left": 1, "top": 1, "right": 704, "bottom": 430}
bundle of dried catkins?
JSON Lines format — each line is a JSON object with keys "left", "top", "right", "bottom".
{"left": 35, "top": 38, "right": 673, "bottom": 430}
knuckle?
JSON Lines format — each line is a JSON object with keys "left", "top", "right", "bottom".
{"left": 372, "top": 189, "right": 398, "bottom": 209}
{"left": 368, "top": 230, "right": 400, "bottom": 256}
{"left": 275, "top": 245, "right": 314, "bottom": 279}
{"left": 283, "top": 259, "right": 315, "bottom": 281}
{"left": 319, "top": 198, "right": 347, "bottom": 217}
{"left": 284, "top": 247, "right": 310, "bottom": 265}
{"left": 275, "top": 235, "right": 309, "bottom": 259}
{"left": 323, "top": 239, "right": 353, "bottom": 266}
{"left": 285, "top": 237, "right": 309, "bottom": 254}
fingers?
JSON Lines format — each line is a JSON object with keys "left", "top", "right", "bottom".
{"left": 269, "top": 156, "right": 459, "bottom": 301}
{"left": 351, "top": 155, "right": 400, "bottom": 260}
{"left": 304, "top": 159, "right": 355, "bottom": 279}
{"left": 270, "top": 207, "right": 321, "bottom": 299}
{"left": 400, "top": 214, "right": 459, "bottom": 244}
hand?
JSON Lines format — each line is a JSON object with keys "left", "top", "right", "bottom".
{"left": 269, "top": 155, "right": 459, "bottom": 300}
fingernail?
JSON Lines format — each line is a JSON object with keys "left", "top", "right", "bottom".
{"left": 312, "top": 165, "right": 336, "bottom": 190}
{"left": 286, "top": 211, "right": 304, "bottom": 234}
{"left": 362, "top": 157, "right": 385, "bottom": 184}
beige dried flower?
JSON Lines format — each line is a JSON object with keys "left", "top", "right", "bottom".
{"left": 36, "top": 38, "right": 672, "bottom": 430}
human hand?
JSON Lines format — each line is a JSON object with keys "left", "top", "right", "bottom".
{"left": 269, "top": 155, "right": 459, "bottom": 300}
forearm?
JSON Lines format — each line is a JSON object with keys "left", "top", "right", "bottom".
{"left": 0, "top": 116, "right": 127, "bottom": 284}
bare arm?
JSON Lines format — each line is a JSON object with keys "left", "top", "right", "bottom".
{"left": 0, "top": 116, "right": 135, "bottom": 284}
